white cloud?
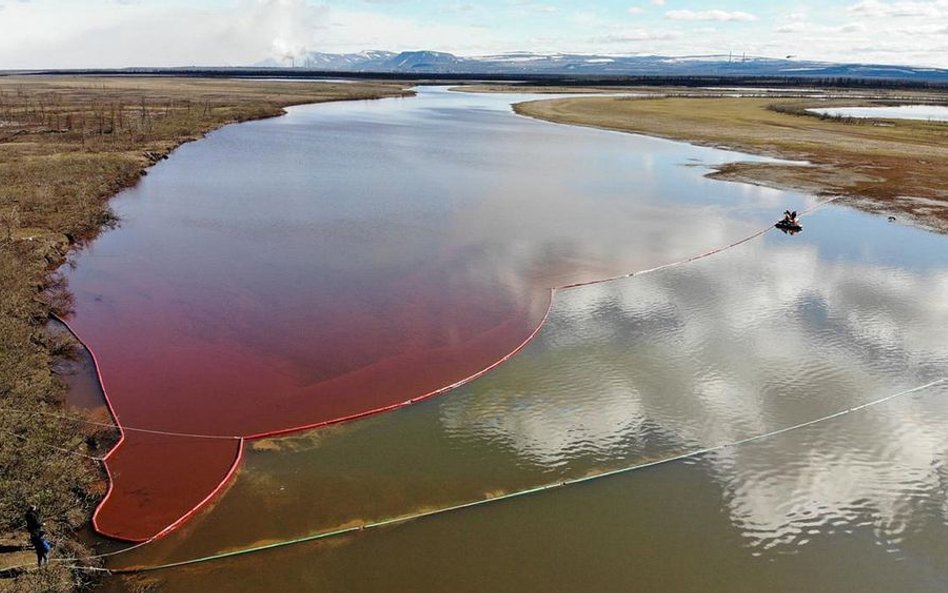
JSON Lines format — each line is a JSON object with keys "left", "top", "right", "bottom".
{"left": 0, "top": 0, "right": 515, "bottom": 67}
{"left": 777, "top": 22, "right": 806, "bottom": 33}
{"left": 535, "top": 5, "right": 559, "bottom": 14}
{"left": 570, "top": 11, "right": 603, "bottom": 26}
{"left": 442, "top": 3, "right": 475, "bottom": 13}
{"left": 848, "top": 0, "right": 948, "bottom": 18}
{"left": 596, "top": 28, "right": 684, "bottom": 43}
{"left": 0, "top": 0, "right": 947, "bottom": 68}
{"left": 761, "top": 0, "right": 948, "bottom": 66}
{"left": 665, "top": 9, "right": 758, "bottom": 22}
{"left": 513, "top": 0, "right": 560, "bottom": 14}
{"left": 778, "top": 20, "right": 868, "bottom": 34}
{"left": 0, "top": 0, "right": 331, "bottom": 67}
{"left": 896, "top": 22, "right": 948, "bottom": 32}
{"left": 651, "top": 0, "right": 666, "bottom": 5}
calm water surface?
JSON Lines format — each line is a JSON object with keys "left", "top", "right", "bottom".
{"left": 64, "top": 88, "right": 948, "bottom": 590}
{"left": 66, "top": 86, "right": 792, "bottom": 540}
{"left": 807, "top": 105, "right": 948, "bottom": 121}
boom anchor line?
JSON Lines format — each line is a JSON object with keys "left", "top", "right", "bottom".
{"left": 14, "top": 198, "right": 849, "bottom": 572}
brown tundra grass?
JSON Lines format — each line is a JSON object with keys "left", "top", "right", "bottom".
{"left": 513, "top": 93, "right": 948, "bottom": 231}
{"left": 0, "top": 75, "right": 411, "bottom": 592}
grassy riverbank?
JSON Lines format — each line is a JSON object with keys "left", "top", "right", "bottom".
{"left": 0, "top": 76, "right": 411, "bottom": 591}
{"left": 513, "top": 93, "right": 948, "bottom": 231}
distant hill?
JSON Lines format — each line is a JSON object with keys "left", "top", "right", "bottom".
{"left": 250, "top": 50, "right": 948, "bottom": 82}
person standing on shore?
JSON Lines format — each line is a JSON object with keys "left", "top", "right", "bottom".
{"left": 29, "top": 527, "right": 51, "bottom": 568}
{"left": 25, "top": 504, "right": 51, "bottom": 568}
{"left": 24, "top": 505, "right": 42, "bottom": 535}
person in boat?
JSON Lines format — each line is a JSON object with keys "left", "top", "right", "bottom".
{"left": 779, "top": 210, "right": 799, "bottom": 227}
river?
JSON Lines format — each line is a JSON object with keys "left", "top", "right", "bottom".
{"left": 61, "top": 87, "right": 948, "bottom": 591}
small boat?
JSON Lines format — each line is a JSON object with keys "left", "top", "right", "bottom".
{"left": 775, "top": 220, "right": 802, "bottom": 232}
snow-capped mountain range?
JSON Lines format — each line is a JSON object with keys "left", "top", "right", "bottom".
{"left": 251, "top": 50, "right": 948, "bottom": 82}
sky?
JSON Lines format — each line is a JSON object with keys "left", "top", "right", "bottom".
{"left": 0, "top": 0, "right": 947, "bottom": 69}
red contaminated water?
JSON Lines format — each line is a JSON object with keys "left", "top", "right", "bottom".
{"left": 71, "top": 269, "right": 551, "bottom": 540}
{"left": 64, "top": 89, "right": 771, "bottom": 542}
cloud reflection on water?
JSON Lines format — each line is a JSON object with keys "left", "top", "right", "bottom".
{"left": 441, "top": 214, "right": 948, "bottom": 552}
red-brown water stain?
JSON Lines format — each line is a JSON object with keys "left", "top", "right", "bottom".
{"left": 64, "top": 87, "right": 784, "bottom": 543}
{"left": 94, "top": 434, "right": 243, "bottom": 542}
{"left": 78, "top": 277, "right": 552, "bottom": 540}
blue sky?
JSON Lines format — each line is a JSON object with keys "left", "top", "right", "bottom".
{"left": 1, "top": 0, "right": 946, "bottom": 68}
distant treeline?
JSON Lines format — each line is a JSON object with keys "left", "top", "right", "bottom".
{"left": 7, "top": 69, "right": 948, "bottom": 91}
